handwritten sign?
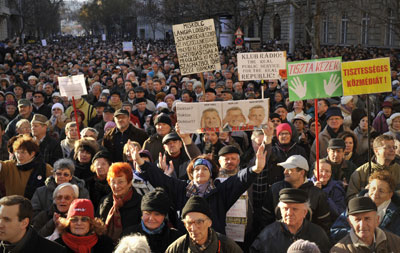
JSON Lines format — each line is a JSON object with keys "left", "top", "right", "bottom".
{"left": 41, "top": 39, "right": 47, "bottom": 46}
{"left": 173, "top": 19, "right": 221, "bottom": 75}
{"left": 176, "top": 99, "right": 269, "bottom": 133}
{"left": 341, "top": 58, "right": 391, "bottom": 96}
{"left": 123, "top": 41, "right": 133, "bottom": 52}
{"left": 58, "top": 75, "right": 87, "bottom": 99}
{"left": 237, "top": 51, "right": 287, "bottom": 80}
{"left": 102, "top": 34, "right": 106, "bottom": 41}
{"left": 287, "top": 57, "right": 343, "bottom": 101}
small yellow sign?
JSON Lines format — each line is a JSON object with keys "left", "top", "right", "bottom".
{"left": 341, "top": 58, "right": 391, "bottom": 96}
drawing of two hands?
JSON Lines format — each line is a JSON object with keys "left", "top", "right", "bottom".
{"left": 289, "top": 74, "right": 341, "bottom": 99}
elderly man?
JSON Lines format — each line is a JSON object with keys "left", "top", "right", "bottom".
{"left": 143, "top": 113, "right": 172, "bottom": 161}
{"left": 347, "top": 134, "right": 400, "bottom": 201}
{"left": 331, "top": 197, "right": 400, "bottom": 252}
{"left": 5, "top": 99, "right": 34, "bottom": 139}
{"left": 251, "top": 188, "right": 330, "bottom": 253}
{"left": 31, "top": 114, "right": 63, "bottom": 166}
{"left": 310, "top": 107, "right": 349, "bottom": 165}
{"left": 166, "top": 196, "right": 242, "bottom": 253}
{"left": 103, "top": 109, "right": 148, "bottom": 162}
{"left": 0, "top": 195, "right": 66, "bottom": 252}
{"left": 260, "top": 155, "right": 331, "bottom": 233}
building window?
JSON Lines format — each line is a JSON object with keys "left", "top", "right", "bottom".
{"left": 323, "top": 16, "right": 329, "bottom": 43}
{"left": 340, "top": 13, "right": 348, "bottom": 44}
{"left": 386, "top": 8, "right": 394, "bottom": 46}
{"left": 248, "top": 20, "right": 255, "bottom": 37}
{"left": 361, "top": 12, "right": 369, "bottom": 45}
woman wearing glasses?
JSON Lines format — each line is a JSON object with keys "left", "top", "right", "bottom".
{"left": 31, "top": 158, "right": 90, "bottom": 215}
{"left": 56, "top": 199, "right": 114, "bottom": 252}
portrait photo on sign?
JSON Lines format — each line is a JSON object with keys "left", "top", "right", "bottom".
{"left": 200, "top": 103, "right": 223, "bottom": 133}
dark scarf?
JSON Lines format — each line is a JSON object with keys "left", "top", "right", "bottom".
{"left": 326, "top": 125, "right": 344, "bottom": 138}
{"left": 62, "top": 232, "right": 98, "bottom": 253}
{"left": 17, "top": 154, "right": 47, "bottom": 199}
{"left": 188, "top": 228, "right": 219, "bottom": 252}
{"left": 106, "top": 187, "right": 134, "bottom": 241}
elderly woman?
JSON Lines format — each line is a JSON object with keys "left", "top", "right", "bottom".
{"left": 331, "top": 170, "right": 400, "bottom": 243}
{"left": 385, "top": 112, "right": 400, "bottom": 143}
{"left": 49, "top": 102, "right": 69, "bottom": 140}
{"left": 16, "top": 119, "right": 31, "bottom": 135}
{"left": 73, "top": 137, "right": 99, "bottom": 183}
{"left": 122, "top": 188, "right": 182, "bottom": 253}
{"left": 0, "top": 134, "right": 52, "bottom": 199}
{"left": 61, "top": 122, "right": 79, "bottom": 158}
{"left": 31, "top": 158, "right": 90, "bottom": 214}
{"left": 86, "top": 151, "right": 112, "bottom": 210}
{"left": 132, "top": 141, "right": 266, "bottom": 234}
{"left": 311, "top": 158, "right": 346, "bottom": 220}
{"left": 97, "top": 162, "right": 142, "bottom": 242}
{"left": 32, "top": 183, "right": 79, "bottom": 238}
{"left": 56, "top": 199, "right": 114, "bottom": 252}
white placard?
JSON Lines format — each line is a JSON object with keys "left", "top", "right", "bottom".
{"left": 41, "top": 39, "right": 47, "bottom": 46}
{"left": 176, "top": 99, "right": 269, "bottom": 133}
{"left": 102, "top": 34, "right": 106, "bottom": 41}
{"left": 93, "top": 38, "right": 98, "bottom": 43}
{"left": 123, "top": 41, "right": 133, "bottom": 52}
{"left": 237, "top": 51, "right": 287, "bottom": 81}
{"left": 225, "top": 223, "right": 246, "bottom": 242}
{"left": 173, "top": 18, "right": 221, "bottom": 75}
{"left": 58, "top": 74, "right": 87, "bottom": 99}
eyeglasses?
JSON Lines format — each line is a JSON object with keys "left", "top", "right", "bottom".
{"left": 70, "top": 216, "right": 90, "bottom": 223}
{"left": 56, "top": 195, "right": 73, "bottom": 201}
{"left": 279, "top": 132, "right": 291, "bottom": 136}
{"left": 55, "top": 172, "right": 71, "bottom": 177}
{"left": 182, "top": 218, "right": 207, "bottom": 227}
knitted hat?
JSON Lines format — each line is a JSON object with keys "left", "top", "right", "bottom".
{"left": 387, "top": 112, "right": 400, "bottom": 126}
{"left": 381, "top": 101, "right": 393, "bottom": 109}
{"left": 325, "top": 107, "right": 343, "bottom": 120}
{"left": 141, "top": 188, "right": 171, "bottom": 215}
{"left": 276, "top": 123, "right": 292, "bottom": 137}
{"left": 154, "top": 113, "right": 171, "bottom": 126}
{"left": 67, "top": 199, "right": 94, "bottom": 219}
{"left": 104, "top": 121, "right": 116, "bottom": 132}
{"left": 51, "top": 103, "right": 64, "bottom": 113}
{"left": 341, "top": 96, "right": 353, "bottom": 105}
{"left": 182, "top": 196, "right": 212, "bottom": 219}
{"left": 287, "top": 239, "right": 321, "bottom": 253}
{"left": 139, "top": 150, "right": 153, "bottom": 163}
{"left": 164, "top": 94, "right": 175, "bottom": 102}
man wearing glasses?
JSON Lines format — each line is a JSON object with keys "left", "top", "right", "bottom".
{"left": 166, "top": 196, "right": 242, "bottom": 253}
{"left": 347, "top": 135, "right": 400, "bottom": 201}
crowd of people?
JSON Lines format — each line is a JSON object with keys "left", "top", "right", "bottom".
{"left": 0, "top": 36, "right": 399, "bottom": 252}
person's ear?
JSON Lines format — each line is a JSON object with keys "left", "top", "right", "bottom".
{"left": 20, "top": 217, "right": 29, "bottom": 230}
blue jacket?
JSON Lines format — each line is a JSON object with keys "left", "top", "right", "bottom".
{"left": 138, "top": 161, "right": 257, "bottom": 234}
{"left": 330, "top": 190, "right": 400, "bottom": 244}
{"left": 311, "top": 176, "right": 346, "bottom": 219}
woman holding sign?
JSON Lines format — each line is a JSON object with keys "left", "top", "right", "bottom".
{"left": 130, "top": 124, "right": 269, "bottom": 235}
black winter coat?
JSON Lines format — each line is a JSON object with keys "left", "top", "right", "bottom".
{"left": 39, "top": 134, "right": 63, "bottom": 166}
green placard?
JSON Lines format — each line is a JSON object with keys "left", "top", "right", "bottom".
{"left": 287, "top": 57, "right": 343, "bottom": 101}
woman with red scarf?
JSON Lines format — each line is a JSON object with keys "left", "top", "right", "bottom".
{"left": 97, "top": 162, "right": 142, "bottom": 242}
{"left": 55, "top": 199, "right": 114, "bottom": 252}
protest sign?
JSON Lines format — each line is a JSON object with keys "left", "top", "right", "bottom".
{"left": 237, "top": 51, "right": 287, "bottom": 81}
{"left": 173, "top": 19, "right": 221, "bottom": 75}
{"left": 287, "top": 57, "right": 342, "bottom": 101}
{"left": 41, "top": 39, "right": 47, "bottom": 46}
{"left": 102, "top": 34, "right": 106, "bottom": 41}
{"left": 176, "top": 99, "right": 269, "bottom": 133}
{"left": 58, "top": 74, "right": 87, "bottom": 99}
{"left": 123, "top": 41, "right": 133, "bottom": 52}
{"left": 342, "top": 58, "right": 391, "bottom": 96}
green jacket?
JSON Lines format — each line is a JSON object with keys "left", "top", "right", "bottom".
{"left": 346, "top": 160, "right": 400, "bottom": 201}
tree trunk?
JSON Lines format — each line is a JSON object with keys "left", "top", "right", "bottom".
{"left": 258, "top": 17, "right": 264, "bottom": 45}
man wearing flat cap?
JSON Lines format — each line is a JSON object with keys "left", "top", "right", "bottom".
{"left": 166, "top": 196, "right": 242, "bottom": 253}
{"left": 158, "top": 129, "right": 201, "bottom": 179}
{"left": 331, "top": 196, "right": 400, "bottom": 252}
{"left": 310, "top": 106, "right": 350, "bottom": 165}
{"left": 132, "top": 97, "right": 153, "bottom": 128}
{"left": 143, "top": 113, "right": 173, "bottom": 161}
{"left": 5, "top": 98, "right": 34, "bottom": 139}
{"left": 260, "top": 155, "right": 332, "bottom": 234}
{"left": 251, "top": 188, "right": 331, "bottom": 253}
{"left": 102, "top": 109, "right": 148, "bottom": 162}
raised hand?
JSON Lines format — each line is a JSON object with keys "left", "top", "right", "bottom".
{"left": 164, "top": 160, "right": 175, "bottom": 176}
{"left": 323, "top": 73, "right": 341, "bottom": 96}
{"left": 131, "top": 145, "right": 144, "bottom": 166}
{"left": 158, "top": 152, "right": 168, "bottom": 172}
{"left": 253, "top": 144, "right": 267, "bottom": 174}
{"left": 289, "top": 77, "right": 307, "bottom": 99}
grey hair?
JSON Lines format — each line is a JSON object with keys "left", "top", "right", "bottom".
{"left": 53, "top": 158, "right": 75, "bottom": 174}
{"left": 81, "top": 127, "right": 99, "bottom": 139}
{"left": 89, "top": 82, "right": 102, "bottom": 93}
{"left": 114, "top": 234, "right": 151, "bottom": 253}
{"left": 52, "top": 183, "right": 79, "bottom": 203}
{"left": 276, "top": 200, "right": 313, "bottom": 221}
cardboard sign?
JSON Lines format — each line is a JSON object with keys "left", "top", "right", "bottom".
{"left": 176, "top": 99, "right": 269, "bottom": 133}
{"left": 58, "top": 75, "right": 87, "bottom": 99}
{"left": 342, "top": 58, "right": 391, "bottom": 96}
{"left": 173, "top": 19, "right": 221, "bottom": 75}
{"left": 287, "top": 57, "right": 342, "bottom": 101}
{"left": 123, "top": 41, "right": 133, "bottom": 52}
{"left": 41, "top": 39, "right": 47, "bottom": 46}
{"left": 237, "top": 51, "right": 287, "bottom": 81}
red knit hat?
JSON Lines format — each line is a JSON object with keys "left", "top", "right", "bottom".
{"left": 276, "top": 123, "right": 292, "bottom": 137}
{"left": 67, "top": 199, "right": 94, "bottom": 219}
